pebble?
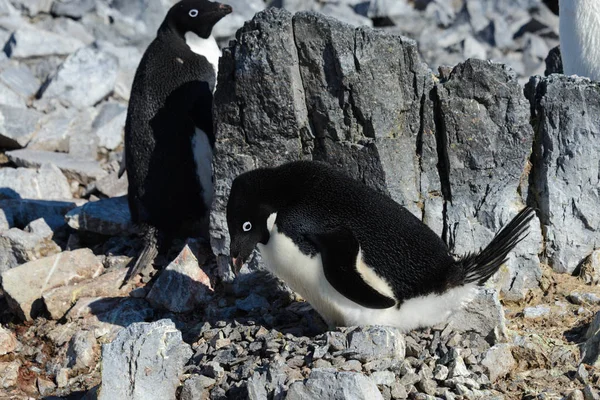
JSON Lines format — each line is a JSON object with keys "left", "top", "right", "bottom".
{"left": 523, "top": 305, "right": 551, "bottom": 319}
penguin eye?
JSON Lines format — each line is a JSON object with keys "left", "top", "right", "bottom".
{"left": 189, "top": 9, "right": 198, "bottom": 17}
{"left": 242, "top": 222, "right": 252, "bottom": 232}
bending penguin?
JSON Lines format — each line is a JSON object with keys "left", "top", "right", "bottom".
{"left": 123, "top": 0, "right": 232, "bottom": 283}
{"left": 226, "top": 161, "right": 535, "bottom": 331}
{"left": 559, "top": 0, "right": 600, "bottom": 81}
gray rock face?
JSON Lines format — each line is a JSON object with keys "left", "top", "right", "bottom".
{"left": 287, "top": 369, "right": 384, "bottom": 400}
{"left": 65, "top": 195, "right": 135, "bottom": 236}
{"left": 0, "top": 104, "right": 43, "bottom": 149}
{"left": 344, "top": 326, "right": 405, "bottom": 363}
{"left": 6, "top": 148, "right": 107, "bottom": 184}
{"left": 99, "top": 319, "right": 192, "bottom": 400}
{"left": 446, "top": 288, "right": 507, "bottom": 343}
{"left": 211, "top": 9, "right": 433, "bottom": 273}
{"left": 0, "top": 248, "right": 104, "bottom": 320}
{"left": 40, "top": 46, "right": 118, "bottom": 109}
{"left": 4, "top": 25, "right": 84, "bottom": 58}
{"left": 0, "top": 163, "right": 71, "bottom": 200}
{"left": 526, "top": 74, "right": 600, "bottom": 273}
{"left": 146, "top": 245, "right": 214, "bottom": 313}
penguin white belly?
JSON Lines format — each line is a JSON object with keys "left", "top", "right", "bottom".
{"left": 191, "top": 128, "right": 213, "bottom": 209}
{"left": 559, "top": 0, "right": 600, "bottom": 81}
{"left": 257, "top": 214, "right": 477, "bottom": 332}
{"left": 184, "top": 32, "right": 221, "bottom": 91}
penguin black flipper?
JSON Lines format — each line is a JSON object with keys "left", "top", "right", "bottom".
{"left": 305, "top": 227, "right": 396, "bottom": 309}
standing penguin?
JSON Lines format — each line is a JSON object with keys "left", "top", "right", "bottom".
{"left": 226, "top": 161, "right": 535, "bottom": 331}
{"left": 123, "top": 0, "right": 232, "bottom": 283}
{"left": 559, "top": 0, "right": 600, "bottom": 81}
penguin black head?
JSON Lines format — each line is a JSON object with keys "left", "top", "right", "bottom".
{"left": 226, "top": 169, "right": 278, "bottom": 274}
{"left": 166, "top": 0, "right": 232, "bottom": 39}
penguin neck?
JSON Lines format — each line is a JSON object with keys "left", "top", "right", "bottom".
{"left": 157, "top": 21, "right": 189, "bottom": 46}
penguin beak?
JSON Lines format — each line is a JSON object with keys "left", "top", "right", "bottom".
{"left": 231, "top": 256, "right": 244, "bottom": 276}
{"left": 218, "top": 3, "right": 233, "bottom": 14}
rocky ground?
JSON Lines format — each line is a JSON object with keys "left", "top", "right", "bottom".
{"left": 0, "top": 0, "right": 599, "bottom": 399}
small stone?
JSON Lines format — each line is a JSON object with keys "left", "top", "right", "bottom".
{"left": 582, "top": 293, "right": 600, "bottom": 305}
{"left": 576, "top": 363, "right": 589, "bottom": 383}
{"left": 433, "top": 364, "right": 449, "bottom": 381}
{"left": 40, "top": 47, "right": 118, "bottom": 109}
{"left": 398, "top": 372, "right": 420, "bottom": 386}
{"left": 67, "top": 330, "right": 97, "bottom": 369}
{"left": 1, "top": 249, "right": 104, "bottom": 320}
{"left": 202, "top": 361, "right": 225, "bottom": 381}
{"left": 0, "top": 224, "right": 61, "bottom": 272}
{"left": 584, "top": 385, "right": 600, "bottom": 400}
{"left": 99, "top": 320, "right": 192, "bottom": 400}
{"left": 417, "top": 379, "right": 437, "bottom": 396}
{"left": 523, "top": 305, "right": 551, "bottom": 319}
{"left": 569, "top": 292, "right": 584, "bottom": 305}
{"left": 37, "top": 376, "right": 56, "bottom": 396}
{"left": 65, "top": 196, "right": 135, "bottom": 236}
{"left": 481, "top": 344, "right": 516, "bottom": 382}
{"left": 391, "top": 382, "right": 408, "bottom": 399}
{"left": 0, "top": 360, "right": 20, "bottom": 388}
{"left": 0, "top": 326, "right": 17, "bottom": 355}
{"left": 4, "top": 26, "right": 85, "bottom": 58}
{"left": 580, "top": 250, "right": 600, "bottom": 285}
{"left": 180, "top": 375, "right": 213, "bottom": 400}
{"left": 92, "top": 102, "right": 126, "bottom": 150}
{"left": 146, "top": 245, "right": 214, "bottom": 313}
{"left": 344, "top": 326, "right": 405, "bottom": 363}
{"left": 449, "top": 357, "right": 470, "bottom": 378}
{"left": 56, "top": 368, "right": 69, "bottom": 388}
{"left": 341, "top": 359, "right": 362, "bottom": 371}
{"left": 370, "top": 370, "right": 395, "bottom": 386}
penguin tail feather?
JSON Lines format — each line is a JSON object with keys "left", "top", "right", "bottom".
{"left": 455, "top": 207, "right": 536, "bottom": 286}
{"left": 121, "top": 225, "right": 158, "bottom": 287}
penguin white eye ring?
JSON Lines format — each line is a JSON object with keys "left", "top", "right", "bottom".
{"left": 242, "top": 221, "right": 252, "bottom": 232}
{"left": 189, "top": 9, "right": 198, "bottom": 17}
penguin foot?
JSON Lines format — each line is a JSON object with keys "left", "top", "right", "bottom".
{"left": 121, "top": 225, "right": 159, "bottom": 287}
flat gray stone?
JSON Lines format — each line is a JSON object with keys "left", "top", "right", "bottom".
{"left": 0, "top": 197, "right": 84, "bottom": 230}
{"left": 343, "top": 326, "right": 405, "bottom": 363}
{"left": 99, "top": 319, "right": 192, "bottom": 400}
{"left": 0, "top": 104, "right": 43, "bottom": 148}
{"left": 0, "top": 81, "right": 26, "bottom": 108}
{"left": 94, "top": 171, "right": 128, "bottom": 198}
{"left": 42, "top": 267, "right": 132, "bottom": 320}
{"left": 146, "top": 245, "right": 214, "bottom": 313}
{"left": 0, "top": 64, "right": 39, "bottom": 98}
{"left": 526, "top": 75, "right": 600, "bottom": 273}
{"left": 0, "top": 249, "right": 104, "bottom": 320}
{"left": 523, "top": 305, "right": 551, "bottom": 319}
{"left": 41, "top": 46, "right": 118, "bottom": 109}
{"left": 0, "top": 163, "right": 72, "bottom": 200}
{"left": 287, "top": 369, "right": 384, "bottom": 400}
{"left": 6, "top": 148, "right": 107, "bottom": 184}
{"left": 65, "top": 195, "right": 135, "bottom": 236}
{"left": 4, "top": 26, "right": 85, "bottom": 58}
{"left": 446, "top": 287, "right": 507, "bottom": 344}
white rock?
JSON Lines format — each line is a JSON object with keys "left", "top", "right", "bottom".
{"left": 0, "top": 326, "right": 17, "bottom": 355}
{"left": 0, "top": 163, "right": 72, "bottom": 200}
{"left": 41, "top": 47, "right": 118, "bottom": 109}
{"left": 0, "top": 104, "right": 43, "bottom": 149}
{"left": 481, "top": 344, "right": 516, "bottom": 382}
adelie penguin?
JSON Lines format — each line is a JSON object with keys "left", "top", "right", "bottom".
{"left": 227, "top": 161, "right": 535, "bottom": 331}
{"left": 122, "top": 0, "right": 232, "bottom": 284}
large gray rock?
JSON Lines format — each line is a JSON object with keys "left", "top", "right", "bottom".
{"left": 92, "top": 101, "right": 126, "bottom": 150}
{"left": 0, "top": 197, "right": 84, "bottom": 230}
{"left": 6, "top": 148, "right": 107, "bottom": 184}
{"left": 40, "top": 46, "right": 118, "bottom": 109}
{"left": 431, "top": 60, "right": 539, "bottom": 299}
{"left": 4, "top": 26, "right": 85, "bottom": 58}
{"left": 0, "top": 163, "right": 71, "bottom": 200}
{"left": 210, "top": 9, "right": 433, "bottom": 275}
{"left": 446, "top": 287, "right": 507, "bottom": 343}
{"left": 0, "top": 248, "right": 104, "bottom": 320}
{"left": 27, "top": 107, "right": 78, "bottom": 152}
{"left": 287, "top": 369, "right": 384, "bottom": 400}
{"left": 99, "top": 319, "right": 192, "bottom": 400}
{"left": 94, "top": 41, "right": 143, "bottom": 101}
{"left": 526, "top": 74, "right": 600, "bottom": 273}
{"left": 343, "top": 326, "right": 406, "bottom": 363}
{"left": 481, "top": 343, "right": 516, "bottom": 382}
{"left": 0, "top": 64, "right": 39, "bottom": 99}
{"left": 0, "top": 104, "right": 43, "bottom": 149}
{"left": 0, "top": 81, "right": 26, "bottom": 108}
{"left": 65, "top": 195, "right": 135, "bottom": 236}
{"left": 146, "top": 245, "right": 214, "bottom": 313}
